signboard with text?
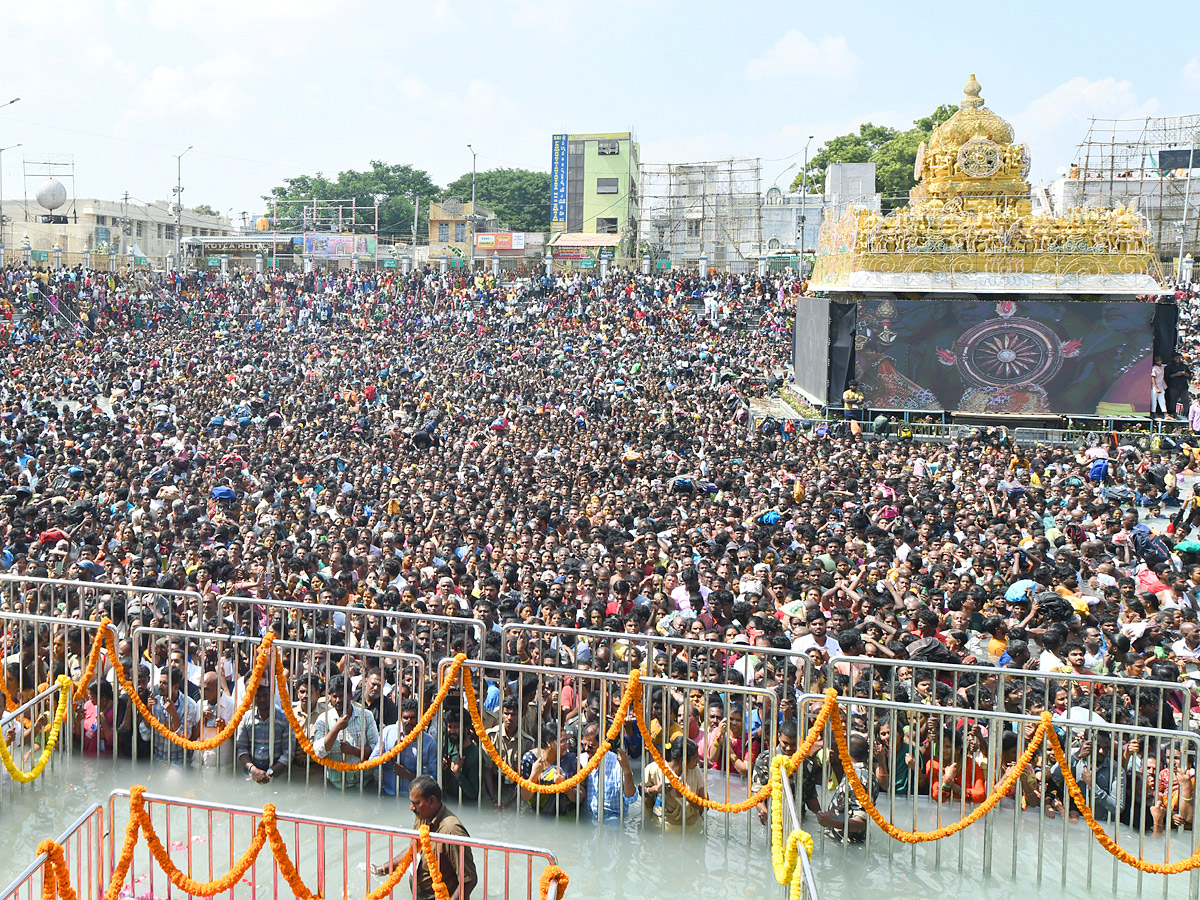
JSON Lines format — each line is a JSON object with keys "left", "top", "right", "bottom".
{"left": 302, "top": 233, "right": 377, "bottom": 259}
{"left": 550, "top": 134, "right": 568, "bottom": 234}
{"left": 475, "top": 232, "right": 525, "bottom": 250}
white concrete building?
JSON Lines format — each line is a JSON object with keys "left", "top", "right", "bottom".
{"left": 0, "top": 196, "right": 232, "bottom": 267}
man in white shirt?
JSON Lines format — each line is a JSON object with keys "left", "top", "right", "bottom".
{"left": 198, "top": 671, "right": 237, "bottom": 768}
{"left": 791, "top": 610, "right": 842, "bottom": 657}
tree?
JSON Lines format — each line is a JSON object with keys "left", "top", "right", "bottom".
{"left": 261, "top": 161, "right": 440, "bottom": 239}
{"left": 789, "top": 103, "right": 958, "bottom": 211}
{"left": 192, "top": 204, "right": 219, "bottom": 217}
{"left": 441, "top": 169, "right": 551, "bottom": 233}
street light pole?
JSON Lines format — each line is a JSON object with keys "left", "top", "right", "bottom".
{"left": 467, "top": 143, "right": 477, "bottom": 270}
{"left": 174, "top": 145, "right": 193, "bottom": 271}
{"left": 797, "top": 136, "right": 814, "bottom": 264}
{"left": 1178, "top": 134, "right": 1197, "bottom": 282}
{"left": 0, "top": 142, "right": 21, "bottom": 265}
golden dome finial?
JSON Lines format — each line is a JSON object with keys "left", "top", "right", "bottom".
{"left": 963, "top": 73, "right": 983, "bottom": 109}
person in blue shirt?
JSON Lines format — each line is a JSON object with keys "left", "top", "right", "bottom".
{"left": 371, "top": 698, "right": 437, "bottom": 796}
{"left": 580, "top": 721, "right": 637, "bottom": 823}
{"left": 519, "top": 724, "right": 581, "bottom": 816}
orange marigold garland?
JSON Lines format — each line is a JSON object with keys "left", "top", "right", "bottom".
{"left": 630, "top": 686, "right": 838, "bottom": 814}
{"left": 1045, "top": 721, "right": 1200, "bottom": 874}
{"left": 461, "top": 659, "right": 636, "bottom": 794}
{"left": 131, "top": 785, "right": 268, "bottom": 896}
{"left": 35, "top": 841, "right": 80, "bottom": 900}
{"left": 275, "top": 652, "right": 468, "bottom": 771}
{"left": 827, "top": 703, "right": 1047, "bottom": 843}
{"left": 539, "top": 864, "right": 570, "bottom": 900}
{"left": 103, "top": 629, "right": 274, "bottom": 751}
{"left": 71, "top": 620, "right": 112, "bottom": 703}
{"left": 416, "top": 825, "right": 452, "bottom": 900}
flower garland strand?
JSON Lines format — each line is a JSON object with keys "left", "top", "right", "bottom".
{"left": 539, "top": 865, "right": 569, "bottom": 900}
{"left": 417, "top": 826, "right": 452, "bottom": 900}
{"left": 460, "top": 661, "right": 636, "bottom": 793}
{"left": 0, "top": 675, "right": 73, "bottom": 784}
{"left": 274, "top": 652, "right": 468, "bottom": 771}
{"left": 827, "top": 702, "right": 1048, "bottom": 843}
{"left": 102, "top": 628, "right": 274, "bottom": 752}
{"left": 1045, "top": 723, "right": 1200, "bottom": 874}
{"left": 628, "top": 686, "right": 838, "bottom": 814}
{"left": 768, "top": 755, "right": 813, "bottom": 900}
{"left": 35, "top": 841, "right": 80, "bottom": 900}
{"left": 131, "top": 784, "right": 269, "bottom": 896}
{"left": 71, "top": 621, "right": 112, "bottom": 702}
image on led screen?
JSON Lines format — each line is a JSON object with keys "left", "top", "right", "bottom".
{"left": 854, "top": 297, "right": 1155, "bottom": 415}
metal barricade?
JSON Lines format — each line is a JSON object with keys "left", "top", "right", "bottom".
{"left": 105, "top": 788, "right": 560, "bottom": 900}
{"left": 436, "top": 655, "right": 779, "bottom": 844}
{"left": 818, "top": 655, "right": 1192, "bottom": 732}
{"left": 0, "top": 804, "right": 105, "bottom": 900}
{"left": 0, "top": 574, "right": 204, "bottom": 630}
{"left": 500, "top": 621, "right": 805, "bottom": 697}
{"left": 0, "top": 611, "right": 115, "bottom": 707}
{"left": 216, "top": 595, "right": 486, "bottom": 671}
{"left": 126, "top": 625, "right": 425, "bottom": 791}
{"left": 796, "top": 691, "right": 1200, "bottom": 898}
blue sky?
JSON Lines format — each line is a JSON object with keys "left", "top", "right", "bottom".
{"left": 0, "top": 0, "right": 1195, "bottom": 221}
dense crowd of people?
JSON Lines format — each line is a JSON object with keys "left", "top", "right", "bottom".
{"left": 1, "top": 260, "right": 1197, "bottom": 843}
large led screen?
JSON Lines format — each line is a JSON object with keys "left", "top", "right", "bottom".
{"left": 853, "top": 297, "right": 1156, "bottom": 415}
{"left": 792, "top": 295, "right": 831, "bottom": 404}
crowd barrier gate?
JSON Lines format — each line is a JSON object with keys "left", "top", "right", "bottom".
{"left": 795, "top": 691, "right": 1199, "bottom": 898}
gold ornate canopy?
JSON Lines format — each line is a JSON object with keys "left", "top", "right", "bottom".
{"left": 809, "top": 75, "right": 1163, "bottom": 294}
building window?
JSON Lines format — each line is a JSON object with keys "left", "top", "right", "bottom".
{"left": 596, "top": 177, "right": 619, "bottom": 195}
{"left": 596, "top": 217, "right": 618, "bottom": 234}
{"left": 157, "top": 223, "right": 163, "bottom": 239}
{"left": 597, "top": 140, "right": 620, "bottom": 156}
{"left": 438, "top": 223, "right": 449, "bottom": 242}
{"left": 687, "top": 220, "right": 701, "bottom": 238}
{"left": 768, "top": 238, "right": 781, "bottom": 250}
{"left": 136, "top": 222, "right": 143, "bottom": 237}
{"left": 454, "top": 222, "right": 466, "bottom": 242}
{"left": 165, "top": 224, "right": 175, "bottom": 240}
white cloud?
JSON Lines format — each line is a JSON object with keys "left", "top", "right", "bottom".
{"left": 744, "top": 30, "right": 860, "bottom": 84}
{"left": 1013, "top": 77, "right": 1158, "bottom": 180}
{"left": 1185, "top": 57, "right": 1200, "bottom": 90}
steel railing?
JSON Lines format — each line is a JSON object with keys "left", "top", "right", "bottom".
{"left": 0, "top": 804, "right": 105, "bottom": 900}
{"left": 817, "top": 654, "right": 1193, "bottom": 732}
{"left": 794, "top": 690, "right": 1199, "bottom": 897}
{"left": 0, "top": 574, "right": 205, "bottom": 619}
{"left": 436, "top": 655, "right": 779, "bottom": 844}
{"left": 216, "top": 594, "right": 486, "bottom": 671}
{"left": 105, "top": 789, "right": 560, "bottom": 900}
{"left": 125, "top": 624, "right": 426, "bottom": 786}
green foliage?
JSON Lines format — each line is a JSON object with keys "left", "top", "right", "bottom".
{"left": 262, "top": 161, "right": 440, "bottom": 238}
{"left": 192, "top": 204, "right": 219, "bottom": 217}
{"left": 441, "top": 168, "right": 551, "bottom": 233}
{"left": 789, "top": 104, "right": 958, "bottom": 211}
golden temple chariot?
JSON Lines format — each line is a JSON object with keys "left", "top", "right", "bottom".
{"left": 808, "top": 75, "right": 1162, "bottom": 294}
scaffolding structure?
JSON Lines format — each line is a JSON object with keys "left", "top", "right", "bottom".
{"left": 1052, "top": 115, "right": 1200, "bottom": 265}
{"left": 637, "top": 157, "right": 763, "bottom": 270}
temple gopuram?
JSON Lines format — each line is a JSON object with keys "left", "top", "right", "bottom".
{"left": 799, "top": 75, "right": 1172, "bottom": 418}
